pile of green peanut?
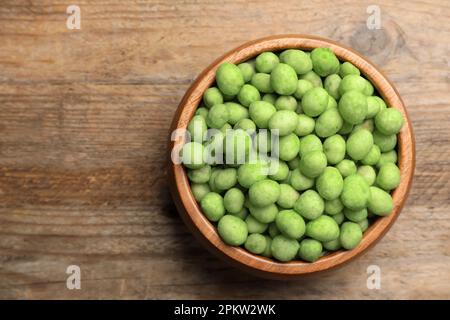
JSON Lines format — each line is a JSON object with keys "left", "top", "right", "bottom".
{"left": 180, "top": 47, "right": 404, "bottom": 262}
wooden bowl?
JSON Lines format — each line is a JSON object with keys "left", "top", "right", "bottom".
{"left": 168, "top": 35, "right": 415, "bottom": 279}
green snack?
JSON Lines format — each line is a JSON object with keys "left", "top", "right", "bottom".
{"left": 251, "top": 73, "right": 273, "bottom": 93}
{"left": 237, "top": 162, "right": 267, "bottom": 188}
{"left": 338, "top": 75, "right": 367, "bottom": 95}
{"left": 237, "top": 84, "right": 261, "bottom": 107}
{"left": 280, "top": 49, "right": 313, "bottom": 74}
{"left": 218, "top": 215, "right": 248, "bottom": 245}
{"left": 346, "top": 129, "right": 374, "bottom": 160}
{"left": 323, "top": 238, "right": 341, "bottom": 251}
{"left": 315, "top": 107, "right": 343, "bottom": 138}
{"left": 357, "top": 165, "right": 376, "bottom": 186}
{"left": 277, "top": 184, "right": 300, "bottom": 209}
{"left": 262, "top": 93, "right": 277, "bottom": 105}
{"left": 275, "top": 95, "right": 297, "bottom": 111}
{"left": 343, "top": 207, "right": 368, "bottom": 223}
{"left": 375, "top": 108, "right": 404, "bottom": 135}
{"left": 191, "top": 183, "right": 211, "bottom": 202}
{"left": 323, "top": 134, "right": 346, "bottom": 164}
{"left": 294, "top": 189, "right": 324, "bottom": 220}
{"left": 188, "top": 115, "right": 207, "bottom": 143}
{"left": 249, "top": 203, "right": 278, "bottom": 223}
{"left": 331, "top": 212, "right": 345, "bottom": 225}
{"left": 234, "top": 118, "right": 256, "bottom": 133}
{"left": 299, "top": 150, "right": 327, "bottom": 178}
{"left": 298, "top": 239, "right": 323, "bottom": 262}
{"left": 256, "top": 52, "right": 280, "bottom": 73}
{"left": 368, "top": 186, "right": 393, "bottom": 216}
{"left": 248, "top": 179, "right": 281, "bottom": 207}
{"left": 249, "top": 100, "right": 276, "bottom": 128}
{"left": 336, "top": 159, "right": 357, "bottom": 177}
{"left": 271, "top": 235, "right": 300, "bottom": 262}
{"left": 339, "top": 62, "right": 360, "bottom": 78}
{"left": 316, "top": 167, "right": 344, "bottom": 200}
{"left": 290, "top": 168, "right": 315, "bottom": 191}
{"left": 299, "top": 134, "right": 323, "bottom": 158}
{"left": 361, "top": 145, "right": 381, "bottom": 166}
{"left": 301, "top": 87, "right": 329, "bottom": 117}
{"left": 181, "top": 142, "right": 205, "bottom": 169}
{"left": 214, "top": 168, "right": 237, "bottom": 191}
{"left": 299, "top": 70, "right": 323, "bottom": 87}
{"left": 268, "top": 160, "right": 289, "bottom": 181}
{"left": 208, "top": 169, "right": 221, "bottom": 192}
{"left": 206, "top": 103, "right": 229, "bottom": 129}
{"left": 294, "top": 79, "right": 314, "bottom": 99}
{"left": 188, "top": 165, "right": 211, "bottom": 184}
{"left": 311, "top": 47, "right": 340, "bottom": 77}
{"left": 268, "top": 110, "right": 299, "bottom": 136}
{"left": 270, "top": 63, "right": 298, "bottom": 95}
{"left": 373, "top": 130, "right": 397, "bottom": 152}
{"left": 224, "top": 188, "right": 245, "bottom": 214}
{"left": 195, "top": 107, "right": 209, "bottom": 118}
{"left": 358, "top": 219, "right": 369, "bottom": 232}
{"left": 340, "top": 222, "right": 363, "bottom": 249}
{"left": 341, "top": 174, "right": 371, "bottom": 210}
{"left": 305, "top": 215, "right": 340, "bottom": 242}
{"left": 216, "top": 63, "right": 244, "bottom": 96}
{"left": 237, "top": 62, "right": 255, "bottom": 83}
{"left": 376, "top": 163, "right": 401, "bottom": 191}
{"left": 201, "top": 192, "right": 225, "bottom": 221}
{"left": 262, "top": 236, "right": 273, "bottom": 257}
{"left": 225, "top": 102, "right": 248, "bottom": 125}
{"left": 327, "top": 95, "right": 338, "bottom": 109}
{"left": 354, "top": 119, "right": 374, "bottom": 132}
{"left": 377, "top": 150, "right": 398, "bottom": 168}
{"left": 324, "top": 198, "right": 344, "bottom": 215}
{"left": 245, "top": 214, "right": 268, "bottom": 233}
{"left": 338, "top": 90, "right": 368, "bottom": 125}
{"left": 295, "top": 114, "right": 315, "bottom": 136}
{"left": 268, "top": 222, "right": 280, "bottom": 238}
{"left": 324, "top": 74, "right": 342, "bottom": 100}
{"left": 276, "top": 210, "right": 306, "bottom": 239}
{"left": 203, "top": 87, "right": 224, "bottom": 108}
{"left": 245, "top": 233, "right": 267, "bottom": 254}
{"left": 366, "top": 96, "right": 381, "bottom": 119}
{"left": 278, "top": 133, "right": 300, "bottom": 161}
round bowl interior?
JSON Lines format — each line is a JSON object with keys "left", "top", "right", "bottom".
{"left": 168, "top": 35, "right": 415, "bottom": 279}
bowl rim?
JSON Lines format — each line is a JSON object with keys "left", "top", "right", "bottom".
{"left": 168, "top": 34, "right": 415, "bottom": 279}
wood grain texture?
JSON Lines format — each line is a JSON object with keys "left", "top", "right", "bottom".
{"left": 0, "top": 0, "right": 449, "bottom": 298}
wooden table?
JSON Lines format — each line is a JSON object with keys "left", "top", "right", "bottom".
{"left": 0, "top": 0, "right": 448, "bottom": 299}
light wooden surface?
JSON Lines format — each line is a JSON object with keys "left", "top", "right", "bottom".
{"left": 0, "top": 0, "right": 449, "bottom": 299}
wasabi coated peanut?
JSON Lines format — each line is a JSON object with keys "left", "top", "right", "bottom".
{"left": 249, "top": 100, "right": 276, "bottom": 128}
{"left": 299, "top": 70, "right": 323, "bottom": 87}
{"left": 373, "top": 130, "right": 397, "bottom": 152}
{"left": 298, "top": 239, "right": 323, "bottom": 262}
{"left": 343, "top": 207, "right": 368, "bottom": 223}
{"left": 364, "top": 79, "right": 374, "bottom": 96}
{"left": 280, "top": 49, "right": 312, "bottom": 74}
{"left": 294, "top": 189, "right": 324, "bottom": 220}
{"left": 237, "top": 162, "right": 267, "bottom": 188}
{"left": 203, "top": 87, "right": 223, "bottom": 108}
{"left": 289, "top": 168, "right": 315, "bottom": 191}
{"left": 338, "top": 90, "right": 368, "bottom": 125}
{"left": 224, "top": 188, "right": 245, "bottom": 214}
{"left": 188, "top": 165, "right": 211, "bottom": 184}
{"left": 331, "top": 212, "right": 345, "bottom": 225}
{"left": 206, "top": 103, "right": 229, "bottom": 129}
{"left": 340, "top": 222, "right": 363, "bottom": 249}
{"left": 324, "top": 74, "right": 342, "bottom": 100}
{"left": 277, "top": 184, "right": 300, "bottom": 209}
{"left": 301, "top": 87, "right": 329, "bottom": 117}
{"left": 375, "top": 108, "right": 404, "bottom": 135}
{"left": 275, "top": 95, "right": 297, "bottom": 111}
{"left": 262, "top": 93, "right": 277, "bottom": 105}
{"left": 181, "top": 142, "right": 205, "bottom": 169}
{"left": 201, "top": 192, "right": 225, "bottom": 222}
{"left": 225, "top": 102, "right": 248, "bottom": 125}
{"left": 295, "top": 114, "right": 315, "bottom": 136}
{"left": 214, "top": 168, "right": 237, "bottom": 191}
{"left": 323, "top": 134, "right": 346, "bottom": 164}
{"left": 237, "top": 62, "right": 255, "bottom": 83}
{"left": 276, "top": 210, "right": 306, "bottom": 239}
{"left": 323, "top": 238, "right": 342, "bottom": 251}
{"left": 188, "top": 115, "right": 207, "bottom": 143}
{"left": 366, "top": 96, "right": 381, "bottom": 119}
{"left": 191, "top": 183, "right": 211, "bottom": 202}
{"left": 376, "top": 163, "right": 400, "bottom": 191}
{"left": 216, "top": 62, "right": 244, "bottom": 96}
{"left": 315, "top": 107, "right": 344, "bottom": 138}
{"left": 377, "top": 150, "right": 398, "bottom": 168}
{"left": 294, "top": 79, "right": 314, "bottom": 99}
{"left": 278, "top": 133, "right": 300, "bottom": 161}
{"left": 305, "top": 215, "right": 340, "bottom": 242}
{"left": 361, "top": 145, "right": 381, "bottom": 166}
{"left": 299, "top": 150, "right": 327, "bottom": 178}
{"left": 218, "top": 214, "right": 248, "bottom": 246}
{"left": 271, "top": 235, "right": 300, "bottom": 262}
{"left": 357, "top": 165, "right": 377, "bottom": 186}
{"left": 255, "top": 52, "right": 280, "bottom": 73}
{"left": 251, "top": 73, "right": 273, "bottom": 93}
{"left": 311, "top": 47, "right": 340, "bottom": 77}
{"left": 324, "top": 198, "right": 344, "bottom": 215}
{"left": 299, "top": 134, "right": 323, "bottom": 158}
{"left": 346, "top": 129, "right": 374, "bottom": 160}
{"left": 338, "top": 75, "right": 367, "bottom": 95}
{"left": 336, "top": 159, "right": 357, "bottom": 177}
{"left": 245, "top": 233, "right": 267, "bottom": 254}
{"left": 316, "top": 167, "right": 344, "bottom": 200}
{"left": 327, "top": 95, "right": 338, "bottom": 109}
{"left": 270, "top": 63, "right": 298, "bottom": 95}
{"left": 248, "top": 203, "right": 278, "bottom": 223}
{"left": 237, "top": 84, "right": 260, "bottom": 107}
{"left": 208, "top": 169, "right": 221, "bottom": 192}
{"left": 339, "top": 62, "right": 360, "bottom": 78}
{"left": 268, "top": 222, "right": 280, "bottom": 238}
{"left": 368, "top": 186, "right": 393, "bottom": 216}
{"left": 262, "top": 236, "right": 272, "bottom": 257}
{"left": 248, "top": 179, "right": 281, "bottom": 207}
{"left": 268, "top": 110, "right": 299, "bottom": 136}
{"left": 245, "top": 214, "right": 268, "bottom": 233}
{"left": 268, "top": 160, "right": 290, "bottom": 181}
{"left": 341, "top": 174, "right": 371, "bottom": 210}
{"left": 234, "top": 118, "right": 256, "bottom": 133}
